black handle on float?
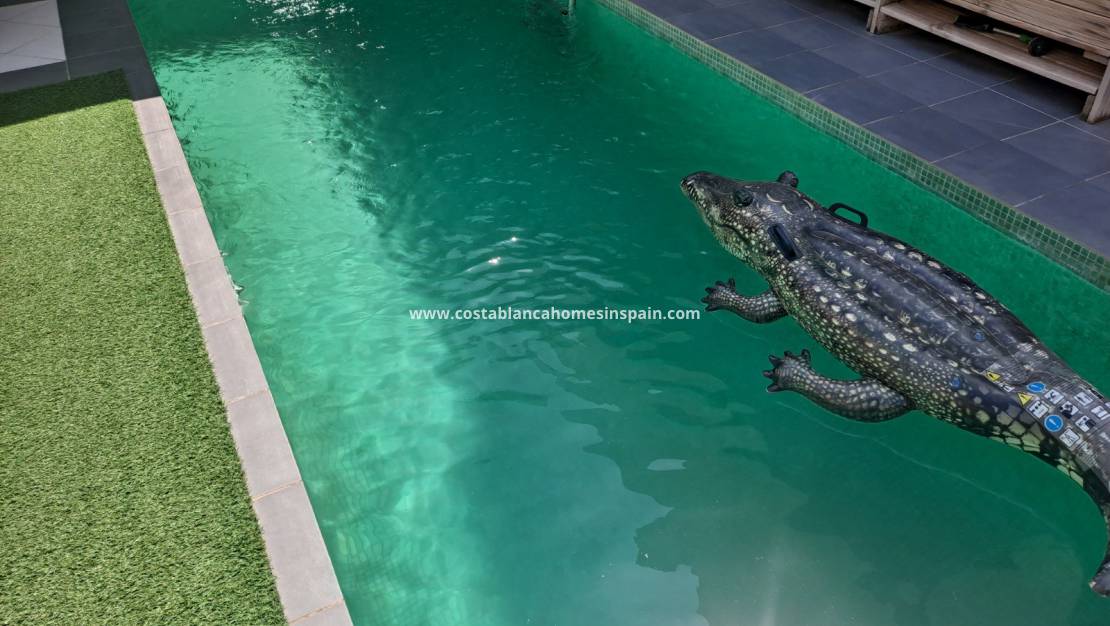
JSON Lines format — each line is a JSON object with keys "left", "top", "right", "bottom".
{"left": 829, "top": 203, "right": 868, "bottom": 228}
{"left": 768, "top": 223, "right": 800, "bottom": 261}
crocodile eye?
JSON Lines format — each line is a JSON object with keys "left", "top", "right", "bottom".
{"left": 732, "top": 189, "right": 754, "bottom": 207}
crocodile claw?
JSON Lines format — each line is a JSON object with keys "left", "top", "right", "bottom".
{"left": 764, "top": 349, "right": 816, "bottom": 393}
{"left": 703, "top": 278, "right": 740, "bottom": 313}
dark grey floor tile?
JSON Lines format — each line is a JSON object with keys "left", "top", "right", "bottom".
{"left": 783, "top": 0, "right": 842, "bottom": 12}
{"left": 667, "top": 4, "right": 757, "bottom": 40}
{"left": 992, "top": 74, "right": 1087, "bottom": 119}
{"left": 124, "top": 65, "right": 160, "bottom": 99}
{"left": 809, "top": 1, "right": 870, "bottom": 31}
{"left": 0, "top": 61, "right": 67, "bottom": 93}
{"left": 1089, "top": 172, "right": 1110, "bottom": 193}
{"left": 0, "top": 0, "right": 37, "bottom": 6}
{"left": 712, "top": 27, "right": 803, "bottom": 64}
{"left": 67, "top": 45, "right": 149, "bottom": 79}
{"left": 865, "top": 29, "right": 956, "bottom": 60}
{"left": 926, "top": 50, "right": 1018, "bottom": 87}
{"left": 1018, "top": 182, "right": 1110, "bottom": 258}
{"left": 631, "top": 0, "right": 714, "bottom": 18}
{"left": 754, "top": 50, "right": 857, "bottom": 92}
{"left": 932, "top": 90, "right": 1055, "bottom": 140}
{"left": 59, "top": 3, "right": 132, "bottom": 36}
{"left": 808, "top": 76, "right": 921, "bottom": 124}
{"left": 1006, "top": 122, "right": 1110, "bottom": 179}
{"left": 867, "top": 107, "right": 991, "bottom": 161}
{"left": 1064, "top": 116, "right": 1110, "bottom": 142}
{"left": 730, "top": 0, "right": 808, "bottom": 28}
{"left": 63, "top": 22, "right": 141, "bottom": 59}
{"left": 814, "top": 37, "right": 916, "bottom": 76}
{"left": 57, "top": 0, "right": 127, "bottom": 19}
{"left": 870, "top": 61, "right": 981, "bottom": 106}
{"left": 935, "top": 141, "right": 1078, "bottom": 205}
{"left": 767, "top": 16, "right": 860, "bottom": 50}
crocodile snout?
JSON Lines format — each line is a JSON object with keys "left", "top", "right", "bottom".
{"left": 681, "top": 172, "right": 719, "bottom": 215}
{"left": 680, "top": 171, "right": 711, "bottom": 199}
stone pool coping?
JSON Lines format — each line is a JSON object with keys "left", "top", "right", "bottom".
{"left": 597, "top": 0, "right": 1110, "bottom": 291}
{"left": 135, "top": 96, "right": 352, "bottom": 626}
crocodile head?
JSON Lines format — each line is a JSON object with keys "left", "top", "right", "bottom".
{"left": 681, "top": 170, "right": 813, "bottom": 271}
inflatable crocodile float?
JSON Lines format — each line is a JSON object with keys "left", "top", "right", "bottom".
{"left": 682, "top": 170, "right": 1110, "bottom": 594}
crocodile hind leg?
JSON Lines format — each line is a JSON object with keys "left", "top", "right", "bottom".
{"left": 764, "top": 350, "right": 911, "bottom": 422}
{"left": 701, "top": 278, "right": 786, "bottom": 323}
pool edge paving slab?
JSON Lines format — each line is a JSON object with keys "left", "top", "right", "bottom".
{"left": 596, "top": 0, "right": 1110, "bottom": 291}
{"left": 134, "top": 64, "right": 355, "bottom": 626}
{"left": 0, "top": 0, "right": 353, "bottom": 621}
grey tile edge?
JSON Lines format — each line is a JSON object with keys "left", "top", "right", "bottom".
{"left": 141, "top": 126, "right": 187, "bottom": 171}
{"left": 253, "top": 483, "right": 348, "bottom": 623}
{"left": 290, "top": 600, "right": 355, "bottom": 626}
{"left": 152, "top": 161, "right": 204, "bottom": 215}
{"left": 132, "top": 95, "right": 172, "bottom": 134}
{"left": 227, "top": 390, "right": 304, "bottom": 498}
{"left": 133, "top": 95, "right": 351, "bottom": 625}
{"left": 183, "top": 257, "right": 241, "bottom": 329}
{"left": 594, "top": 0, "right": 1110, "bottom": 291}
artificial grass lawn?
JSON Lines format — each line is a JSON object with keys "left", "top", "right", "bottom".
{"left": 0, "top": 73, "right": 284, "bottom": 624}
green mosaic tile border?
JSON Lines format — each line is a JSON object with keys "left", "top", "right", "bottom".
{"left": 593, "top": 0, "right": 1110, "bottom": 291}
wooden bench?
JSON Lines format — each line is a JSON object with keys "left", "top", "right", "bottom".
{"left": 867, "top": 0, "right": 1110, "bottom": 122}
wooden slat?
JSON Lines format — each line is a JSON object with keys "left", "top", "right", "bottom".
{"left": 1083, "top": 65, "right": 1110, "bottom": 122}
{"left": 869, "top": 0, "right": 902, "bottom": 32}
{"left": 944, "top": 0, "right": 1110, "bottom": 57}
{"left": 881, "top": 0, "right": 1104, "bottom": 93}
{"left": 1086, "top": 50, "right": 1110, "bottom": 64}
{"left": 1052, "top": 0, "right": 1110, "bottom": 16}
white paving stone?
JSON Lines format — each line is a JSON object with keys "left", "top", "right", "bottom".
{"left": 0, "top": 0, "right": 62, "bottom": 73}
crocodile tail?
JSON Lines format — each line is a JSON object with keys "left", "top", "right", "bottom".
{"left": 1091, "top": 503, "right": 1110, "bottom": 596}
{"left": 1083, "top": 476, "right": 1110, "bottom": 595}
{"left": 1091, "top": 559, "right": 1110, "bottom": 596}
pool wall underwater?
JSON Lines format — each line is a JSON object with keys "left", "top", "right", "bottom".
{"left": 127, "top": 0, "right": 1110, "bottom": 624}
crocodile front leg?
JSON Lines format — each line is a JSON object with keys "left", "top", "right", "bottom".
{"left": 701, "top": 278, "right": 786, "bottom": 323}
{"left": 764, "top": 350, "right": 911, "bottom": 422}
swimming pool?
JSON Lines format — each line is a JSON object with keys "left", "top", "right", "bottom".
{"left": 129, "top": 0, "right": 1110, "bottom": 623}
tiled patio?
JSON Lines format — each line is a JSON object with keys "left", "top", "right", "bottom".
{"left": 636, "top": 0, "right": 1110, "bottom": 260}
{"left": 0, "top": 0, "right": 155, "bottom": 97}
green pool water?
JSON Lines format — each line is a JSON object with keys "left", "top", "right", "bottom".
{"left": 129, "top": 0, "right": 1110, "bottom": 623}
